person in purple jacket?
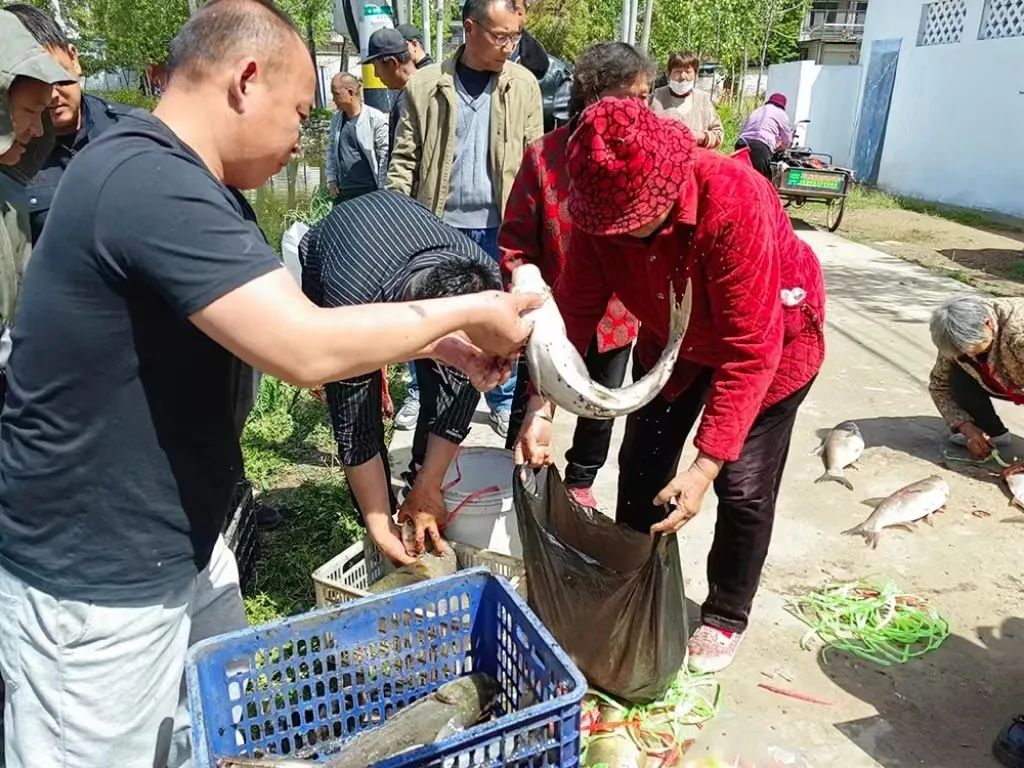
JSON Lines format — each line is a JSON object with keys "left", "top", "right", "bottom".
{"left": 735, "top": 92, "right": 793, "bottom": 180}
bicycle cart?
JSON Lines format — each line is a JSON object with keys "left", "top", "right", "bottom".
{"left": 771, "top": 147, "right": 853, "bottom": 233}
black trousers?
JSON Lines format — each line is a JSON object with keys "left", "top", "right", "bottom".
{"left": 735, "top": 138, "right": 774, "bottom": 181}
{"left": 617, "top": 357, "right": 815, "bottom": 633}
{"left": 950, "top": 363, "right": 1009, "bottom": 437}
{"left": 506, "top": 337, "right": 632, "bottom": 488}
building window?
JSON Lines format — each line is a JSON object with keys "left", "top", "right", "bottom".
{"left": 917, "top": 0, "right": 968, "bottom": 45}
{"left": 979, "top": 0, "right": 1024, "bottom": 39}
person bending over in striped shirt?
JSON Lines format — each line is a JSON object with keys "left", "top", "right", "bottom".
{"left": 299, "top": 189, "right": 503, "bottom": 563}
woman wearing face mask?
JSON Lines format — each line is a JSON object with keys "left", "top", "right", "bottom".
{"left": 651, "top": 50, "right": 723, "bottom": 150}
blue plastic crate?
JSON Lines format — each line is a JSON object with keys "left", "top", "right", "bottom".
{"left": 186, "top": 568, "right": 586, "bottom": 768}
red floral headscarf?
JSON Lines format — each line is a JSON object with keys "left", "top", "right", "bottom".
{"left": 567, "top": 96, "right": 696, "bottom": 236}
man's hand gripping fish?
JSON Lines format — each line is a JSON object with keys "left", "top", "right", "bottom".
{"left": 511, "top": 264, "right": 692, "bottom": 419}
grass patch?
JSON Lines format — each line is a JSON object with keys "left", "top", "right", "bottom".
{"left": 241, "top": 368, "right": 412, "bottom": 624}
{"left": 845, "top": 185, "right": 1021, "bottom": 232}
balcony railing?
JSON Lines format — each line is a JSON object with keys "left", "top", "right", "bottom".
{"left": 800, "top": 20, "right": 866, "bottom": 41}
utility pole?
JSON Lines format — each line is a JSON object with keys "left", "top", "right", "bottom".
{"left": 422, "top": 0, "right": 433, "bottom": 57}
{"left": 640, "top": 0, "right": 654, "bottom": 52}
{"left": 435, "top": 0, "right": 444, "bottom": 61}
{"left": 618, "top": 0, "right": 630, "bottom": 42}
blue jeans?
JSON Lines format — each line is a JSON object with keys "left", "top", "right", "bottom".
{"left": 459, "top": 227, "right": 515, "bottom": 415}
{"left": 406, "top": 361, "right": 419, "bottom": 399}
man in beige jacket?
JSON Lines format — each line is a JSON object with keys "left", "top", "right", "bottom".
{"left": 651, "top": 50, "right": 723, "bottom": 150}
{"left": 388, "top": 0, "right": 542, "bottom": 438}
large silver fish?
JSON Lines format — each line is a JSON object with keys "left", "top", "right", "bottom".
{"left": 1005, "top": 472, "right": 1024, "bottom": 509}
{"left": 511, "top": 264, "right": 692, "bottom": 419}
{"left": 842, "top": 475, "right": 950, "bottom": 549}
{"left": 813, "top": 421, "right": 864, "bottom": 491}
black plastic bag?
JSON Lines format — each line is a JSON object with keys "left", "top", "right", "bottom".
{"left": 513, "top": 464, "right": 688, "bottom": 704}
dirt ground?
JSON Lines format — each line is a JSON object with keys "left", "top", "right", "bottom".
{"left": 799, "top": 199, "right": 1024, "bottom": 297}
{"left": 391, "top": 226, "right": 1024, "bottom": 768}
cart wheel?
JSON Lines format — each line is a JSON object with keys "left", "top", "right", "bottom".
{"left": 826, "top": 196, "right": 847, "bottom": 232}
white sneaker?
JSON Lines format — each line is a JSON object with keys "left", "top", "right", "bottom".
{"left": 489, "top": 410, "right": 510, "bottom": 438}
{"left": 949, "top": 431, "right": 1012, "bottom": 448}
{"left": 393, "top": 392, "right": 420, "bottom": 430}
{"left": 687, "top": 624, "right": 745, "bottom": 675}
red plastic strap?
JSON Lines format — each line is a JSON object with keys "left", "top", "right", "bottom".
{"left": 439, "top": 450, "right": 502, "bottom": 531}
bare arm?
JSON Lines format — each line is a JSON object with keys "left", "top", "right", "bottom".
{"left": 344, "top": 455, "right": 416, "bottom": 566}
{"left": 191, "top": 268, "right": 535, "bottom": 388}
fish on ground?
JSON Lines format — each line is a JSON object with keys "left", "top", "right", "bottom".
{"left": 813, "top": 421, "right": 864, "bottom": 491}
{"left": 511, "top": 264, "right": 693, "bottom": 419}
{"left": 322, "top": 674, "right": 500, "bottom": 768}
{"left": 1005, "top": 471, "right": 1024, "bottom": 509}
{"left": 842, "top": 475, "right": 950, "bottom": 549}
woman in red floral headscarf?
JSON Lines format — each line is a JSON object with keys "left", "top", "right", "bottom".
{"left": 514, "top": 96, "right": 826, "bottom": 675}
{"left": 499, "top": 42, "right": 652, "bottom": 509}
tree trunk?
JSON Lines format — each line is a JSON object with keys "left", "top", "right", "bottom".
{"left": 308, "top": 22, "right": 323, "bottom": 110}
{"left": 639, "top": 0, "right": 654, "bottom": 52}
{"left": 755, "top": 0, "right": 779, "bottom": 102}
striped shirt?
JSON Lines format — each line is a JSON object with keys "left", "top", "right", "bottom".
{"left": 299, "top": 190, "right": 497, "bottom": 466}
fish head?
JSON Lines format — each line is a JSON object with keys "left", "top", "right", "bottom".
{"left": 921, "top": 475, "right": 951, "bottom": 498}
{"left": 668, "top": 277, "right": 694, "bottom": 346}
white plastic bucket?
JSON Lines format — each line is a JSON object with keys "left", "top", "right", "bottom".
{"left": 441, "top": 447, "right": 520, "bottom": 557}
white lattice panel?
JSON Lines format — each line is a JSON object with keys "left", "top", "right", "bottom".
{"left": 980, "top": 0, "right": 1024, "bottom": 39}
{"left": 918, "top": 0, "right": 968, "bottom": 45}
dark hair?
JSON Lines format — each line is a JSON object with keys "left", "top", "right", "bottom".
{"left": 666, "top": 50, "right": 699, "bottom": 74}
{"left": 381, "top": 50, "right": 414, "bottom": 66}
{"left": 405, "top": 252, "right": 501, "bottom": 300}
{"left": 167, "top": 0, "right": 302, "bottom": 82}
{"left": 461, "top": 0, "right": 517, "bottom": 23}
{"left": 568, "top": 42, "right": 654, "bottom": 120}
{"left": 4, "top": 3, "right": 70, "bottom": 52}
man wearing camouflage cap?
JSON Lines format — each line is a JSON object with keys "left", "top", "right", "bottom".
{"left": 0, "top": 8, "right": 76, "bottom": 402}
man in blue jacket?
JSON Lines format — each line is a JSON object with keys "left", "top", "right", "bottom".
{"left": 4, "top": 4, "right": 133, "bottom": 242}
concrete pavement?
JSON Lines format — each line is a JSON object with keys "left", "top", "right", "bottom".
{"left": 391, "top": 229, "right": 1023, "bottom": 767}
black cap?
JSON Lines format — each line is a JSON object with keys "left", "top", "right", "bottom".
{"left": 360, "top": 28, "right": 409, "bottom": 64}
{"left": 396, "top": 23, "right": 423, "bottom": 43}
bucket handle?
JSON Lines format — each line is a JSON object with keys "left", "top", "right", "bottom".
{"left": 440, "top": 450, "right": 503, "bottom": 532}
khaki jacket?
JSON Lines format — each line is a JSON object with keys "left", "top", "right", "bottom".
{"left": 929, "top": 298, "right": 1024, "bottom": 427}
{"left": 386, "top": 48, "right": 543, "bottom": 219}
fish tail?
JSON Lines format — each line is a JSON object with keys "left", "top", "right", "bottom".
{"left": 841, "top": 523, "right": 878, "bottom": 548}
{"left": 815, "top": 470, "right": 854, "bottom": 491}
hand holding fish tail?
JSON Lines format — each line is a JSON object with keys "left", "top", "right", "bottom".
{"left": 651, "top": 456, "right": 722, "bottom": 534}
{"left": 462, "top": 291, "right": 543, "bottom": 358}
{"left": 432, "top": 333, "right": 514, "bottom": 392}
{"left": 513, "top": 395, "right": 554, "bottom": 467}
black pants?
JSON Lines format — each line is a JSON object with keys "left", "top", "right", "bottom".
{"left": 616, "top": 357, "right": 815, "bottom": 633}
{"left": 735, "top": 138, "right": 774, "bottom": 181}
{"left": 506, "top": 337, "right": 632, "bottom": 488}
{"left": 950, "top": 363, "right": 1009, "bottom": 437}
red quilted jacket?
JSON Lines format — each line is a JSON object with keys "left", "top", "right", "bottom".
{"left": 556, "top": 148, "right": 826, "bottom": 462}
{"left": 499, "top": 126, "right": 639, "bottom": 353}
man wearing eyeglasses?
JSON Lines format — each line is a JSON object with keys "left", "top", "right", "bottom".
{"left": 387, "top": 0, "right": 542, "bottom": 440}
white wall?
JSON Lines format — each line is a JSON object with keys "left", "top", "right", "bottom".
{"left": 767, "top": 61, "right": 862, "bottom": 168}
{"left": 859, "top": 0, "right": 1024, "bottom": 217}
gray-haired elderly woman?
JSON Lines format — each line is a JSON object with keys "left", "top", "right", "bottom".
{"left": 929, "top": 295, "right": 1024, "bottom": 463}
